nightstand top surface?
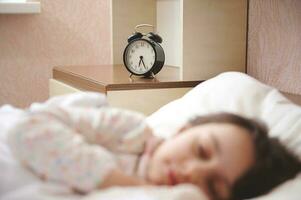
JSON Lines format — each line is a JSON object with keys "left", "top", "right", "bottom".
{"left": 53, "top": 65, "right": 203, "bottom": 92}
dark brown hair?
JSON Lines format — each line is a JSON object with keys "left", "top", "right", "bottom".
{"left": 188, "top": 112, "right": 301, "bottom": 200}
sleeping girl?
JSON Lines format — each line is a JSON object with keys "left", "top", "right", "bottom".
{"left": 7, "top": 105, "right": 301, "bottom": 200}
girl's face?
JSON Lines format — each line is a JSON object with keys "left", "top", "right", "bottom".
{"left": 147, "top": 123, "right": 255, "bottom": 200}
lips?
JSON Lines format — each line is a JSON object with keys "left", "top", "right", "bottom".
{"left": 168, "top": 168, "right": 178, "bottom": 185}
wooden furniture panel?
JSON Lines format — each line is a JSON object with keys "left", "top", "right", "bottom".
{"left": 51, "top": 65, "right": 202, "bottom": 115}
{"left": 182, "top": 0, "right": 247, "bottom": 80}
{"left": 111, "top": 0, "right": 156, "bottom": 65}
{"left": 283, "top": 92, "right": 301, "bottom": 106}
{"left": 49, "top": 79, "right": 81, "bottom": 97}
{"left": 107, "top": 88, "right": 191, "bottom": 115}
{"left": 248, "top": 0, "right": 301, "bottom": 95}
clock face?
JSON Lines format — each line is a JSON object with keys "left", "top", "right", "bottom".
{"left": 124, "top": 39, "right": 156, "bottom": 75}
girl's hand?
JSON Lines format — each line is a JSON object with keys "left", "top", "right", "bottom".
{"left": 100, "top": 169, "right": 149, "bottom": 189}
{"left": 135, "top": 135, "right": 164, "bottom": 183}
{"left": 144, "top": 135, "right": 164, "bottom": 156}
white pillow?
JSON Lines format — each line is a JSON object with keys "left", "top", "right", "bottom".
{"left": 146, "top": 71, "right": 301, "bottom": 199}
{"left": 147, "top": 71, "right": 273, "bottom": 138}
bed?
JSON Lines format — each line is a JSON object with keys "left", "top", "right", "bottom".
{"left": 0, "top": 72, "right": 300, "bottom": 200}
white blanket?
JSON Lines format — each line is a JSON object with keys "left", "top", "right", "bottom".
{"left": 0, "top": 93, "right": 207, "bottom": 200}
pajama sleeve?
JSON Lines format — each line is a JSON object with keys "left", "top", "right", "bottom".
{"left": 8, "top": 106, "right": 151, "bottom": 193}
{"left": 40, "top": 106, "right": 152, "bottom": 154}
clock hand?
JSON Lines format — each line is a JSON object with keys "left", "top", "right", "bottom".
{"left": 138, "top": 58, "right": 142, "bottom": 67}
{"left": 139, "top": 56, "right": 143, "bottom": 67}
{"left": 141, "top": 58, "right": 147, "bottom": 69}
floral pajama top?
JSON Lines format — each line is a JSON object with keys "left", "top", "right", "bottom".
{"left": 8, "top": 106, "right": 152, "bottom": 193}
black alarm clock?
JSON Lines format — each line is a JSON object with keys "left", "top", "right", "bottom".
{"left": 123, "top": 24, "right": 165, "bottom": 78}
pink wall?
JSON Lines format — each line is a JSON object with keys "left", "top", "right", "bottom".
{"left": 248, "top": 0, "right": 301, "bottom": 95}
{"left": 0, "top": 0, "right": 111, "bottom": 108}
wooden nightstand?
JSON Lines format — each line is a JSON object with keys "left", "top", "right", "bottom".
{"left": 50, "top": 65, "right": 203, "bottom": 115}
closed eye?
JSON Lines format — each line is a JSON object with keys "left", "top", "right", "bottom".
{"left": 198, "top": 145, "right": 211, "bottom": 160}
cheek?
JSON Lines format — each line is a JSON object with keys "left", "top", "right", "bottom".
{"left": 148, "top": 140, "right": 185, "bottom": 183}
{"left": 147, "top": 144, "right": 169, "bottom": 183}
{"left": 150, "top": 139, "right": 183, "bottom": 170}
{"left": 152, "top": 141, "right": 173, "bottom": 163}
{"left": 155, "top": 138, "right": 193, "bottom": 167}
{"left": 219, "top": 141, "right": 255, "bottom": 184}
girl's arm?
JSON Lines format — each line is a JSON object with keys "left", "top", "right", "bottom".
{"left": 7, "top": 111, "right": 149, "bottom": 193}
{"left": 100, "top": 169, "right": 148, "bottom": 189}
{"left": 42, "top": 106, "right": 153, "bottom": 154}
